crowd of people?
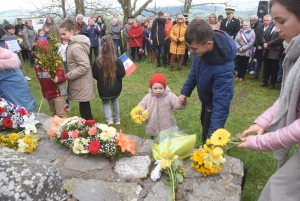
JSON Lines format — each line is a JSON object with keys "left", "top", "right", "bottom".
{"left": 0, "top": 0, "right": 299, "bottom": 199}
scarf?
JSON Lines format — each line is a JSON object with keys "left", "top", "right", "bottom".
{"left": 270, "top": 33, "right": 300, "bottom": 129}
{"left": 269, "top": 34, "right": 300, "bottom": 167}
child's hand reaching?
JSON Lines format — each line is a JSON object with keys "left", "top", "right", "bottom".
{"left": 52, "top": 76, "right": 59, "bottom": 83}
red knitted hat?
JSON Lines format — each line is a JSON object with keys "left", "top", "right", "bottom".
{"left": 149, "top": 73, "right": 167, "bottom": 89}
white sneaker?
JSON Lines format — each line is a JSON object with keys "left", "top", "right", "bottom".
{"left": 249, "top": 71, "right": 255, "bottom": 74}
{"left": 25, "top": 76, "right": 31, "bottom": 81}
{"left": 115, "top": 122, "right": 121, "bottom": 125}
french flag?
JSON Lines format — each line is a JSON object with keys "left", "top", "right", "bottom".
{"left": 119, "top": 53, "right": 137, "bottom": 76}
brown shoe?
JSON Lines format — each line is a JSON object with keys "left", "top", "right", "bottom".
{"left": 239, "top": 78, "right": 244, "bottom": 82}
{"left": 250, "top": 75, "right": 259, "bottom": 79}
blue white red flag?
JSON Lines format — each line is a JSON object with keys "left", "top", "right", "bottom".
{"left": 119, "top": 53, "right": 137, "bottom": 76}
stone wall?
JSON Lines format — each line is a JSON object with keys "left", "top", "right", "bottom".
{"left": 0, "top": 113, "right": 244, "bottom": 201}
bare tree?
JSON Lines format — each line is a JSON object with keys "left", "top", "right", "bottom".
{"left": 178, "top": 0, "right": 231, "bottom": 14}
{"left": 116, "top": 0, "right": 153, "bottom": 25}
{"left": 26, "top": 0, "right": 115, "bottom": 21}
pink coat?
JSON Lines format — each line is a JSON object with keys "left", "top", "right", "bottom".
{"left": 247, "top": 98, "right": 300, "bottom": 163}
{"left": 138, "top": 87, "right": 187, "bottom": 136}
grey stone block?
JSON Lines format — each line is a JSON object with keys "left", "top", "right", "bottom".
{"left": 0, "top": 146, "right": 66, "bottom": 201}
{"left": 63, "top": 178, "right": 142, "bottom": 201}
{"left": 115, "top": 155, "right": 151, "bottom": 180}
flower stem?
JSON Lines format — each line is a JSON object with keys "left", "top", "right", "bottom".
{"left": 168, "top": 167, "right": 176, "bottom": 201}
{"left": 227, "top": 141, "right": 242, "bottom": 145}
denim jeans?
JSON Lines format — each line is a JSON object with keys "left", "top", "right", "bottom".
{"left": 113, "top": 39, "right": 119, "bottom": 56}
{"left": 102, "top": 97, "right": 120, "bottom": 123}
{"left": 155, "top": 45, "right": 165, "bottom": 66}
{"left": 29, "top": 52, "right": 34, "bottom": 67}
{"left": 255, "top": 59, "right": 263, "bottom": 77}
{"left": 98, "top": 35, "right": 106, "bottom": 54}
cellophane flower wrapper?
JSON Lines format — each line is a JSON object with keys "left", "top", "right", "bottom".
{"left": 152, "top": 127, "right": 196, "bottom": 161}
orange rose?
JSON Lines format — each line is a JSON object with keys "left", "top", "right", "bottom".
{"left": 48, "top": 124, "right": 58, "bottom": 138}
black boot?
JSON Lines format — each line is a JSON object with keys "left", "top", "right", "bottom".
{"left": 178, "top": 67, "right": 182, "bottom": 71}
{"left": 170, "top": 66, "right": 174, "bottom": 71}
{"left": 156, "top": 64, "right": 161, "bottom": 68}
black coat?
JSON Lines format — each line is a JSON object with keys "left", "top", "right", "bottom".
{"left": 220, "top": 17, "right": 240, "bottom": 39}
{"left": 14, "top": 24, "right": 24, "bottom": 35}
{"left": 151, "top": 17, "right": 166, "bottom": 46}
{"left": 253, "top": 21, "right": 264, "bottom": 61}
{"left": 263, "top": 22, "right": 284, "bottom": 60}
{"left": 92, "top": 59, "right": 126, "bottom": 99}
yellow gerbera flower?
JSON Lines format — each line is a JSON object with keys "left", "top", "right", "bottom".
{"left": 210, "top": 129, "right": 231, "bottom": 146}
{"left": 211, "top": 147, "right": 224, "bottom": 158}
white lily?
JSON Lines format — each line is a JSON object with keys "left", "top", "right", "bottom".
{"left": 20, "top": 114, "right": 39, "bottom": 135}
{"left": 150, "top": 160, "right": 162, "bottom": 181}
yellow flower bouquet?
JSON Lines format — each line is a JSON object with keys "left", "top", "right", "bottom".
{"left": 130, "top": 105, "right": 148, "bottom": 124}
{"left": 151, "top": 151, "right": 186, "bottom": 201}
{"left": 190, "top": 128, "right": 240, "bottom": 176}
{"left": 0, "top": 131, "right": 39, "bottom": 153}
{"left": 152, "top": 127, "right": 196, "bottom": 161}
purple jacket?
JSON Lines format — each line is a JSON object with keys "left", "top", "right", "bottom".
{"left": 247, "top": 98, "right": 300, "bottom": 162}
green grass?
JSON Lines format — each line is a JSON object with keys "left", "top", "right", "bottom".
{"left": 23, "top": 58, "right": 287, "bottom": 201}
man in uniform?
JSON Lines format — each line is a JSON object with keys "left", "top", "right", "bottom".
{"left": 220, "top": 8, "right": 240, "bottom": 39}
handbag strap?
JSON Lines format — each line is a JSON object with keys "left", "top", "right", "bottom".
{"left": 134, "top": 38, "right": 142, "bottom": 48}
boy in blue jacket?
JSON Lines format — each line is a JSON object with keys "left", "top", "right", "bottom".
{"left": 178, "top": 19, "right": 237, "bottom": 144}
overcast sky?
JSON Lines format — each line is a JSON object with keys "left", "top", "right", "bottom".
{"left": 0, "top": 0, "right": 261, "bottom": 12}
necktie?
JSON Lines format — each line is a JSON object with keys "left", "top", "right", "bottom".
{"left": 226, "top": 19, "right": 231, "bottom": 27}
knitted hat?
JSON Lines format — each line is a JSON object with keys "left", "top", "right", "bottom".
{"left": 149, "top": 73, "right": 167, "bottom": 89}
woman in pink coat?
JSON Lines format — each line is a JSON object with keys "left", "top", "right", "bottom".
{"left": 239, "top": 0, "right": 300, "bottom": 200}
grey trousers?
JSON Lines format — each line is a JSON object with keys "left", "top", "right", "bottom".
{"left": 102, "top": 97, "right": 120, "bottom": 123}
{"left": 258, "top": 151, "right": 300, "bottom": 201}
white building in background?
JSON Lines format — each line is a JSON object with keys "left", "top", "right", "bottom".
{"left": 19, "top": 17, "right": 47, "bottom": 32}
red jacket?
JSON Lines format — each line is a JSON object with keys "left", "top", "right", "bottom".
{"left": 164, "top": 19, "right": 173, "bottom": 40}
{"left": 34, "top": 64, "right": 67, "bottom": 99}
{"left": 128, "top": 24, "right": 143, "bottom": 48}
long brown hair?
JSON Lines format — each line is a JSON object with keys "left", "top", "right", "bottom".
{"left": 97, "top": 36, "right": 117, "bottom": 86}
{"left": 269, "top": 0, "right": 300, "bottom": 19}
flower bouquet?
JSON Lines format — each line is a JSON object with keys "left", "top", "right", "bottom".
{"left": 152, "top": 127, "right": 196, "bottom": 161}
{"left": 48, "top": 116, "right": 135, "bottom": 158}
{"left": 190, "top": 128, "right": 239, "bottom": 176}
{"left": 130, "top": 105, "right": 148, "bottom": 124}
{"left": 0, "top": 131, "right": 39, "bottom": 153}
{"left": 34, "top": 29, "right": 62, "bottom": 79}
{"left": 0, "top": 98, "right": 39, "bottom": 134}
{"left": 151, "top": 151, "right": 186, "bottom": 201}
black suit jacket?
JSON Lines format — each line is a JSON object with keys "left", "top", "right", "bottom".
{"left": 14, "top": 24, "right": 24, "bottom": 35}
{"left": 253, "top": 21, "right": 264, "bottom": 60}
{"left": 262, "top": 22, "right": 284, "bottom": 60}
{"left": 220, "top": 17, "right": 240, "bottom": 39}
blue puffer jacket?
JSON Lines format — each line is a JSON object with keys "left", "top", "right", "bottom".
{"left": 0, "top": 48, "right": 36, "bottom": 112}
{"left": 144, "top": 28, "right": 155, "bottom": 50}
{"left": 180, "top": 30, "right": 237, "bottom": 137}
{"left": 82, "top": 25, "right": 101, "bottom": 47}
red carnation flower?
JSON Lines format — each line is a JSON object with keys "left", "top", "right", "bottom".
{"left": 61, "top": 130, "right": 69, "bottom": 140}
{"left": 19, "top": 108, "right": 28, "bottom": 116}
{"left": 88, "top": 140, "right": 101, "bottom": 155}
{"left": 0, "top": 107, "right": 4, "bottom": 114}
{"left": 85, "top": 120, "right": 96, "bottom": 126}
{"left": 3, "top": 117, "right": 13, "bottom": 128}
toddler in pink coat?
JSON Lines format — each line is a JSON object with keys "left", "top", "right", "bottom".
{"left": 138, "top": 73, "right": 187, "bottom": 139}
